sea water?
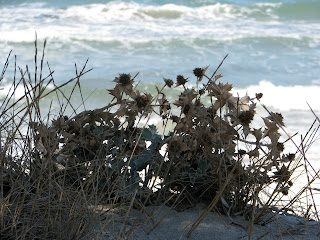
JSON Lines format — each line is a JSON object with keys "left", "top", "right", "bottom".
{"left": 0, "top": 0, "right": 320, "bottom": 211}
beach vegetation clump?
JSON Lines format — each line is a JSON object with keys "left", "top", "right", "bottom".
{"left": 0, "top": 41, "right": 319, "bottom": 239}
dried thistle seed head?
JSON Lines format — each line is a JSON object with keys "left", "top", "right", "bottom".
{"left": 238, "top": 149, "right": 246, "bottom": 156}
{"left": 199, "top": 89, "right": 205, "bottom": 95}
{"left": 281, "top": 186, "right": 289, "bottom": 195}
{"left": 164, "top": 78, "right": 174, "bottom": 88}
{"left": 287, "top": 153, "right": 295, "bottom": 161}
{"left": 114, "top": 73, "right": 133, "bottom": 86}
{"left": 274, "top": 165, "right": 290, "bottom": 183}
{"left": 238, "top": 110, "right": 255, "bottom": 126}
{"left": 256, "top": 93, "right": 263, "bottom": 100}
{"left": 277, "top": 142, "right": 284, "bottom": 152}
{"left": 135, "top": 93, "right": 152, "bottom": 110}
{"left": 193, "top": 68, "right": 204, "bottom": 78}
{"left": 183, "top": 103, "right": 191, "bottom": 114}
{"left": 159, "top": 98, "right": 171, "bottom": 115}
{"left": 171, "top": 115, "right": 180, "bottom": 123}
{"left": 168, "top": 139, "right": 180, "bottom": 152}
{"left": 176, "top": 75, "right": 188, "bottom": 86}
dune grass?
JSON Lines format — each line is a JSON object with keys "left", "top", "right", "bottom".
{"left": 0, "top": 39, "right": 319, "bottom": 239}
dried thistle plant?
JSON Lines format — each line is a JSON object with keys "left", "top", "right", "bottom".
{"left": 1, "top": 42, "right": 319, "bottom": 240}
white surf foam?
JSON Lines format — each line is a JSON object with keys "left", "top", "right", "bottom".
{"left": 233, "top": 80, "right": 320, "bottom": 112}
{"left": 0, "top": 1, "right": 318, "bottom": 44}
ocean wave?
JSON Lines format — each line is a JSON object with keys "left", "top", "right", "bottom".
{"left": 0, "top": 1, "right": 319, "bottom": 44}
{"left": 233, "top": 80, "right": 320, "bottom": 112}
{"left": 2, "top": 79, "right": 320, "bottom": 112}
{"left": 0, "top": 1, "right": 319, "bottom": 93}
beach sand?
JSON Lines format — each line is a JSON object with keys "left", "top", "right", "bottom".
{"left": 87, "top": 205, "right": 320, "bottom": 240}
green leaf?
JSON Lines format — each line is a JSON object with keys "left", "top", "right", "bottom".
{"left": 141, "top": 124, "right": 158, "bottom": 141}
{"left": 111, "top": 157, "right": 126, "bottom": 172}
{"left": 131, "top": 149, "right": 153, "bottom": 171}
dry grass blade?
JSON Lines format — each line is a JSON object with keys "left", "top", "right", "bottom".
{"left": 0, "top": 50, "right": 11, "bottom": 82}
{"left": 0, "top": 39, "right": 96, "bottom": 240}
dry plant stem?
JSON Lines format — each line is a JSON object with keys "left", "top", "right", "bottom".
{"left": 0, "top": 67, "right": 92, "bottom": 129}
{"left": 254, "top": 104, "right": 307, "bottom": 220}
{"left": 302, "top": 134, "right": 320, "bottom": 222}
{"left": 259, "top": 104, "right": 320, "bottom": 224}
{"left": 48, "top": 62, "right": 77, "bottom": 115}
{"left": 201, "top": 54, "right": 228, "bottom": 92}
{"left": 39, "top": 39, "right": 47, "bottom": 84}
{"left": 61, "top": 59, "right": 90, "bottom": 116}
{"left": 210, "top": 54, "right": 228, "bottom": 80}
{"left": 0, "top": 50, "right": 11, "bottom": 81}
{"left": 75, "top": 62, "right": 87, "bottom": 111}
{"left": 119, "top": 189, "right": 138, "bottom": 238}
{"left": 0, "top": 75, "right": 23, "bottom": 115}
{"left": 285, "top": 169, "right": 320, "bottom": 209}
{"left": 63, "top": 59, "right": 89, "bottom": 115}
{"left": 269, "top": 103, "right": 320, "bottom": 179}
{"left": 248, "top": 190, "right": 257, "bottom": 240}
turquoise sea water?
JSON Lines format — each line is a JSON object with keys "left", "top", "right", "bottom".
{"left": 0, "top": 1, "right": 319, "bottom": 123}
{"left": 0, "top": 0, "right": 319, "bottom": 86}
{"left": 0, "top": 0, "right": 319, "bottom": 124}
{"left": 1, "top": 0, "right": 320, "bottom": 134}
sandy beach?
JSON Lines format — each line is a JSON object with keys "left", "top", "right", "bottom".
{"left": 88, "top": 205, "right": 320, "bottom": 240}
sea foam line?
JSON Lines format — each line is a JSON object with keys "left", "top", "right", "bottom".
{"left": 0, "top": 1, "right": 319, "bottom": 44}
{"left": 233, "top": 80, "right": 320, "bottom": 112}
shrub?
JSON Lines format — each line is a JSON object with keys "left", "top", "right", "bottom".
{"left": 0, "top": 41, "right": 316, "bottom": 239}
